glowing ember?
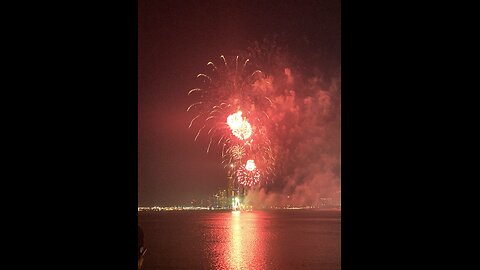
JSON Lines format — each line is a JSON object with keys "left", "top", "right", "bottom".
{"left": 245, "top": 160, "right": 256, "bottom": 171}
{"left": 227, "top": 111, "right": 252, "bottom": 140}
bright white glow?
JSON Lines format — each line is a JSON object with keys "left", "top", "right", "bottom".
{"left": 245, "top": 160, "right": 256, "bottom": 171}
{"left": 227, "top": 111, "right": 252, "bottom": 140}
{"left": 227, "top": 111, "right": 243, "bottom": 130}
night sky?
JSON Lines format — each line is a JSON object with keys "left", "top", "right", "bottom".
{"left": 139, "top": 0, "right": 340, "bottom": 206}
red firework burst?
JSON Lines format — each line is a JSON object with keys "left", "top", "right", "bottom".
{"left": 236, "top": 160, "right": 260, "bottom": 187}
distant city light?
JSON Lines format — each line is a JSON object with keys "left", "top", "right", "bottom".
{"left": 138, "top": 195, "right": 341, "bottom": 212}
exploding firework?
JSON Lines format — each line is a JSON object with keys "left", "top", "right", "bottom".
{"left": 186, "top": 37, "right": 340, "bottom": 207}
{"left": 188, "top": 55, "right": 276, "bottom": 186}
{"left": 228, "top": 145, "right": 246, "bottom": 161}
{"left": 226, "top": 111, "right": 252, "bottom": 140}
{"left": 221, "top": 110, "right": 276, "bottom": 180}
{"left": 245, "top": 159, "right": 256, "bottom": 171}
{"left": 236, "top": 160, "right": 261, "bottom": 187}
{"left": 187, "top": 55, "right": 271, "bottom": 148}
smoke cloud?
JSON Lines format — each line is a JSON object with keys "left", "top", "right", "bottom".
{"left": 243, "top": 40, "right": 341, "bottom": 208}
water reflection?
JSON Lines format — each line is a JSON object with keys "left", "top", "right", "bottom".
{"left": 139, "top": 210, "right": 340, "bottom": 269}
{"left": 213, "top": 211, "right": 266, "bottom": 270}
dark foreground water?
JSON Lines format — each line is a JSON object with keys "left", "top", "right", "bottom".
{"left": 139, "top": 209, "right": 340, "bottom": 270}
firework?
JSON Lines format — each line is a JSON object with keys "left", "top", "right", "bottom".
{"left": 229, "top": 145, "right": 246, "bottom": 161}
{"left": 227, "top": 111, "right": 252, "bottom": 140}
{"left": 187, "top": 55, "right": 270, "bottom": 147}
{"left": 245, "top": 159, "right": 256, "bottom": 171}
{"left": 188, "top": 55, "right": 276, "bottom": 185}
{"left": 226, "top": 111, "right": 243, "bottom": 130}
{"left": 236, "top": 160, "right": 261, "bottom": 187}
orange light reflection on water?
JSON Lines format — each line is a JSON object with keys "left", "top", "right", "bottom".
{"left": 223, "top": 211, "right": 266, "bottom": 270}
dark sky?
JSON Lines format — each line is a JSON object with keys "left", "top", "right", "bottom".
{"left": 138, "top": 0, "right": 340, "bottom": 206}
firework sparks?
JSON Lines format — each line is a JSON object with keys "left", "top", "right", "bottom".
{"left": 236, "top": 160, "right": 261, "bottom": 187}
{"left": 229, "top": 145, "right": 245, "bottom": 160}
{"left": 227, "top": 111, "right": 252, "bottom": 140}
{"left": 226, "top": 111, "right": 244, "bottom": 130}
{"left": 187, "top": 55, "right": 276, "bottom": 186}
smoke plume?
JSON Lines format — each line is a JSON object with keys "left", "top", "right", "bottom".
{"left": 244, "top": 39, "right": 341, "bottom": 208}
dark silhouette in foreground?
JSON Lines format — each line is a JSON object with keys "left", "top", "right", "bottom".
{"left": 138, "top": 225, "right": 146, "bottom": 270}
